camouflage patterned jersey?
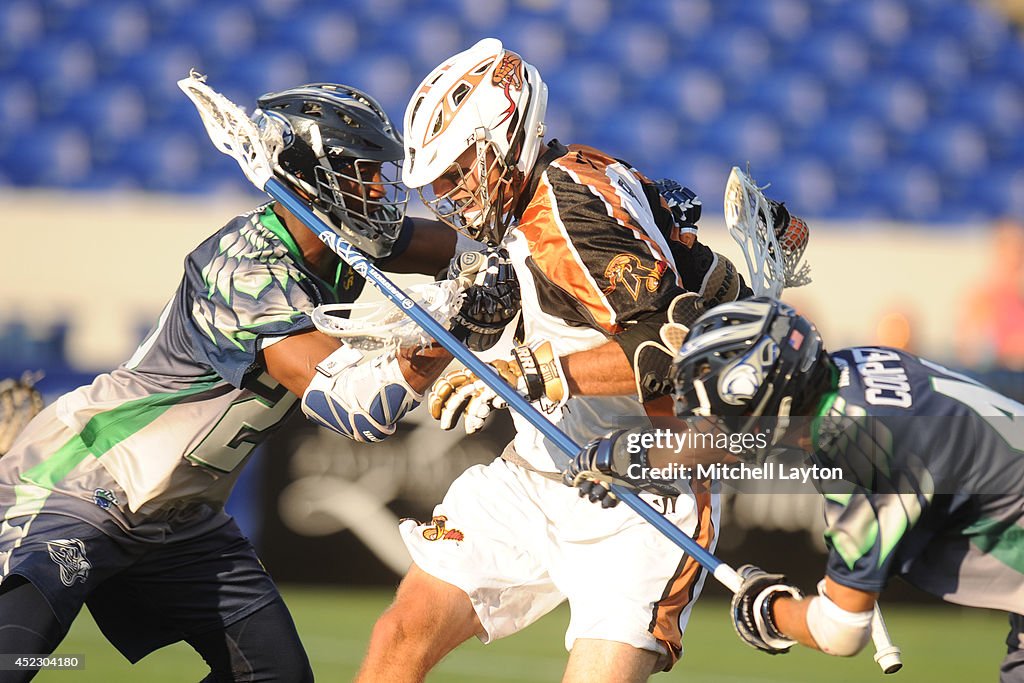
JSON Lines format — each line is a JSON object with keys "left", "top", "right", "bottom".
{"left": 1, "top": 204, "right": 369, "bottom": 520}
{"left": 813, "top": 346, "right": 1024, "bottom": 613}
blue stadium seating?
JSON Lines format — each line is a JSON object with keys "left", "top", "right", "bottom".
{"left": 3, "top": 0, "right": 1023, "bottom": 224}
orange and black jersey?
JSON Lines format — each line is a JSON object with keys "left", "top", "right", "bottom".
{"left": 510, "top": 140, "right": 749, "bottom": 394}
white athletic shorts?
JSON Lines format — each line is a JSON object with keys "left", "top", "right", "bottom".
{"left": 399, "top": 456, "right": 720, "bottom": 667}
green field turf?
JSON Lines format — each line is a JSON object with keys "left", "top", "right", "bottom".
{"left": 36, "top": 586, "right": 1009, "bottom": 682}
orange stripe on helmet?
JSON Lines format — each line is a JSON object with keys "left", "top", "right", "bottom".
{"left": 421, "top": 57, "right": 495, "bottom": 147}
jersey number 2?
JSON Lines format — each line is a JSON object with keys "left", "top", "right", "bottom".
{"left": 187, "top": 372, "right": 297, "bottom": 473}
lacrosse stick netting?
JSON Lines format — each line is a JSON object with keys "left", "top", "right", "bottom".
{"left": 177, "top": 70, "right": 283, "bottom": 190}
{"left": 312, "top": 280, "right": 466, "bottom": 351}
{"left": 724, "top": 167, "right": 812, "bottom": 299}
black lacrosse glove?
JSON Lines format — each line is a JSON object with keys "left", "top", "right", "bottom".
{"left": 562, "top": 428, "right": 683, "bottom": 507}
{"left": 654, "top": 179, "right": 702, "bottom": 232}
{"left": 730, "top": 564, "right": 803, "bottom": 655}
{"left": 446, "top": 247, "right": 521, "bottom": 352}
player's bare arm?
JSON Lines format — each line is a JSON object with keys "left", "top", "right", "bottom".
{"left": 382, "top": 217, "right": 458, "bottom": 275}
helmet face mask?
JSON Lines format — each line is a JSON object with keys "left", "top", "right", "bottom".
{"left": 671, "top": 297, "right": 832, "bottom": 462}
{"left": 419, "top": 143, "right": 521, "bottom": 244}
{"left": 403, "top": 38, "right": 548, "bottom": 246}
{"left": 255, "top": 83, "right": 409, "bottom": 259}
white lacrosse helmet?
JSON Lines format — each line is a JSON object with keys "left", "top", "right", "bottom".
{"left": 403, "top": 38, "right": 548, "bottom": 245}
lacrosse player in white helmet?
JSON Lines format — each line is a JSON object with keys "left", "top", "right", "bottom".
{"left": 355, "top": 38, "right": 779, "bottom": 683}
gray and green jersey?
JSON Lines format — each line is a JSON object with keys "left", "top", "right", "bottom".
{"left": 812, "top": 346, "right": 1024, "bottom": 613}
{"left": 2, "top": 204, "right": 368, "bottom": 518}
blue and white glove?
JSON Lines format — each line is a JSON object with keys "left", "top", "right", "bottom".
{"left": 654, "top": 179, "right": 702, "bottom": 234}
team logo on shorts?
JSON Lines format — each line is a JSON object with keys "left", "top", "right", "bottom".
{"left": 603, "top": 254, "right": 668, "bottom": 300}
{"left": 93, "top": 488, "right": 119, "bottom": 510}
{"left": 421, "top": 515, "right": 464, "bottom": 542}
{"left": 46, "top": 539, "right": 91, "bottom": 587}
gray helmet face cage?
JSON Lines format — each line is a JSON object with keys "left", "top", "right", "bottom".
{"left": 313, "top": 152, "right": 408, "bottom": 257}
{"left": 255, "top": 84, "right": 410, "bottom": 259}
{"left": 416, "top": 141, "right": 518, "bottom": 247}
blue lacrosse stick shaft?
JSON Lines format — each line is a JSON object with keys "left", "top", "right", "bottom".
{"left": 268, "top": 178, "right": 731, "bottom": 580}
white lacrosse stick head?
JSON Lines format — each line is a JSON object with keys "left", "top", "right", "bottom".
{"left": 311, "top": 280, "right": 466, "bottom": 351}
{"left": 177, "top": 70, "right": 283, "bottom": 191}
{"left": 724, "top": 166, "right": 811, "bottom": 298}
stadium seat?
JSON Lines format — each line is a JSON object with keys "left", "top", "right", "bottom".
{"left": 48, "top": 1, "right": 151, "bottom": 61}
{"left": 807, "top": 116, "right": 889, "bottom": 174}
{"left": 819, "top": 0, "right": 911, "bottom": 48}
{"left": 859, "top": 164, "right": 944, "bottom": 222}
{"left": 848, "top": 76, "right": 930, "bottom": 134}
{"left": 64, "top": 83, "right": 149, "bottom": 146}
{"left": 785, "top": 30, "right": 870, "bottom": 86}
{"left": 0, "top": 0, "right": 44, "bottom": 55}
{"left": 902, "top": 121, "right": 989, "bottom": 177}
{"left": 0, "top": 78, "right": 39, "bottom": 129}
{"left": 267, "top": 12, "right": 360, "bottom": 76}
{"left": 764, "top": 157, "right": 838, "bottom": 217}
{"left": 700, "top": 111, "right": 784, "bottom": 167}
{"left": 735, "top": 68, "right": 829, "bottom": 131}
{"left": 208, "top": 51, "right": 311, "bottom": 107}
{"left": 6, "top": 124, "right": 94, "bottom": 187}
{"left": 883, "top": 34, "right": 969, "bottom": 87}
{"left": 939, "top": 79, "right": 1024, "bottom": 138}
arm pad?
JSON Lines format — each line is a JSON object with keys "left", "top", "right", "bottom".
{"left": 301, "top": 345, "right": 423, "bottom": 442}
{"left": 805, "top": 592, "right": 873, "bottom": 657}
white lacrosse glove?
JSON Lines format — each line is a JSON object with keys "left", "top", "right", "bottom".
{"left": 427, "top": 341, "right": 567, "bottom": 434}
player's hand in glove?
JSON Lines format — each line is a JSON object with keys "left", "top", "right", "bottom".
{"left": 562, "top": 428, "right": 685, "bottom": 507}
{"left": 731, "top": 564, "right": 803, "bottom": 655}
{"left": 654, "top": 178, "right": 702, "bottom": 239}
{"left": 446, "top": 247, "right": 520, "bottom": 352}
{"left": 428, "top": 341, "right": 566, "bottom": 434}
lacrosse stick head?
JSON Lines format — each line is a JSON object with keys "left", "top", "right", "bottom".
{"left": 724, "top": 167, "right": 812, "bottom": 298}
{"left": 0, "top": 371, "right": 44, "bottom": 456}
{"left": 311, "top": 280, "right": 466, "bottom": 351}
{"left": 254, "top": 84, "right": 409, "bottom": 259}
{"left": 178, "top": 71, "right": 282, "bottom": 191}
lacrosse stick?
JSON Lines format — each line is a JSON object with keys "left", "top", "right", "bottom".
{"left": 181, "top": 74, "right": 898, "bottom": 673}
{"left": 311, "top": 280, "right": 465, "bottom": 352}
{"left": 0, "top": 371, "right": 44, "bottom": 455}
{"left": 724, "top": 166, "right": 812, "bottom": 298}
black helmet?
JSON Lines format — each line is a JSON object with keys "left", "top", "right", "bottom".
{"left": 254, "top": 83, "right": 408, "bottom": 259}
{"left": 671, "top": 297, "right": 834, "bottom": 428}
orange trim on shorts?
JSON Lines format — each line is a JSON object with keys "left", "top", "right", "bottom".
{"left": 648, "top": 480, "right": 715, "bottom": 668}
